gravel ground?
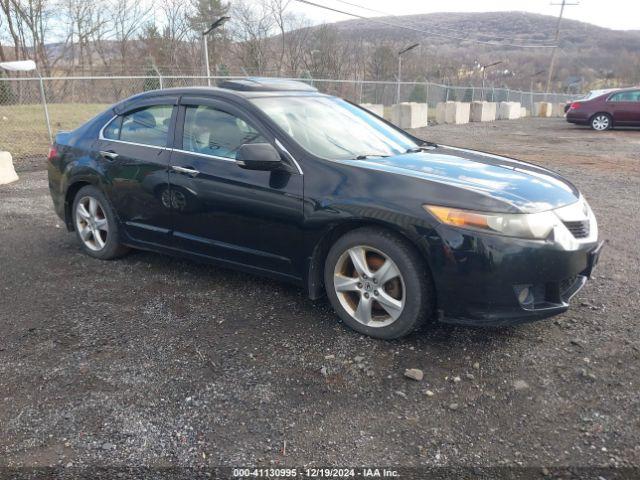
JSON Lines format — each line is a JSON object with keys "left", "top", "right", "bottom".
{"left": 1, "top": 118, "right": 639, "bottom": 475}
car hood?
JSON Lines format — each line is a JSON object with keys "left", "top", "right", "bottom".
{"left": 340, "top": 145, "right": 580, "bottom": 213}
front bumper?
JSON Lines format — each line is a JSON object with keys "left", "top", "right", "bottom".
{"left": 424, "top": 225, "right": 602, "bottom": 327}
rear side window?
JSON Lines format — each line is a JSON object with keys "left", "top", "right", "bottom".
{"left": 182, "top": 105, "right": 266, "bottom": 159}
{"left": 108, "top": 105, "right": 173, "bottom": 147}
{"left": 609, "top": 91, "right": 640, "bottom": 102}
{"left": 103, "top": 116, "right": 122, "bottom": 140}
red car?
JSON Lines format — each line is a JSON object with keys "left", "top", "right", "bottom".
{"left": 566, "top": 87, "right": 640, "bottom": 131}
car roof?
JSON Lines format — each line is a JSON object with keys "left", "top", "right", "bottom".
{"left": 611, "top": 87, "right": 640, "bottom": 93}
{"left": 217, "top": 77, "right": 318, "bottom": 92}
{"left": 112, "top": 79, "right": 324, "bottom": 114}
{"left": 601, "top": 86, "right": 640, "bottom": 94}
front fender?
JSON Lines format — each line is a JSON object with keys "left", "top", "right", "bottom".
{"left": 302, "top": 204, "right": 441, "bottom": 300}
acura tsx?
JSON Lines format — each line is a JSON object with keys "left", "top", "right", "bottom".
{"left": 47, "top": 78, "right": 602, "bottom": 339}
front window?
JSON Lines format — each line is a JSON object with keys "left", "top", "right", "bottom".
{"left": 251, "top": 96, "right": 419, "bottom": 160}
{"left": 182, "top": 105, "right": 267, "bottom": 159}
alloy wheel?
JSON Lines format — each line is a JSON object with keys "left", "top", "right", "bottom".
{"left": 592, "top": 115, "right": 610, "bottom": 131}
{"left": 333, "top": 245, "right": 405, "bottom": 328}
{"left": 75, "top": 196, "right": 109, "bottom": 251}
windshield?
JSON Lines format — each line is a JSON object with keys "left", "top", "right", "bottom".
{"left": 250, "top": 95, "right": 420, "bottom": 160}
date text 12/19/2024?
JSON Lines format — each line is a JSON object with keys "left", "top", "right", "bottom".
{"left": 232, "top": 468, "right": 399, "bottom": 478}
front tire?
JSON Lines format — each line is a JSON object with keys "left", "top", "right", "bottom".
{"left": 324, "top": 227, "right": 434, "bottom": 339}
{"left": 590, "top": 113, "right": 612, "bottom": 131}
{"left": 72, "top": 185, "right": 129, "bottom": 260}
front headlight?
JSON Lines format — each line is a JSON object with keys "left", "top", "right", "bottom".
{"left": 424, "top": 205, "right": 559, "bottom": 240}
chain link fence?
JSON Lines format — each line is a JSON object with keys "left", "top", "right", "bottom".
{"left": 0, "top": 75, "right": 577, "bottom": 161}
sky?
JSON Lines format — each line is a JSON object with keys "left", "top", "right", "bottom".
{"left": 284, "top": 0, "right": 640, "bottom": 31}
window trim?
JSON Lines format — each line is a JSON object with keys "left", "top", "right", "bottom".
{"left": 99, "top": 113, "right": 302, "bottom": 172}
{"left": 179, "top": 103, "right": 267, "bottom": 161}
{"left": 101, "top": 115, "right": 123, "bottom": 141}
{"left": 98, "top": 104, "right": 176, "bottom": 149}
{"left": 176, "top": 98, "right": 303, "bottom": 175}
{"left": 608, "top": 91, "right": 640, "bottom": 103}
{"left": 171, "top": 147, "right": 236, "bottom": 163}
{"left": 100, "top": 115, "right": 170, "bottom": 150}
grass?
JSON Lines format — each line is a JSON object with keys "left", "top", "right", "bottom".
{"left": 0, "top": 103, "right": 439, "bottom": 160}
{"left": 0, "top": 103, "right": 109, "bottom": 159}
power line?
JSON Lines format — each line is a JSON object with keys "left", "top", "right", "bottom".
{"left": 545, "top": 0, "right": 580, "bottom": 93}
{"left": 331, "top": 0, "right": 552, "bottom": 45}
{"left": 294, "top": 0, "right": 557, "bottom": 49}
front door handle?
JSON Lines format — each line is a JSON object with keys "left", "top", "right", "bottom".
{"left": 100, "top": 151, "right": 119, "bottom": 161}
{"left": 171, "top": 165, "right": 200, "bottom": 176}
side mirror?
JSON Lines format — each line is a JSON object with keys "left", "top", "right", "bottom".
{"left": 236, "top": 143, "right": 282, "bottom": 171}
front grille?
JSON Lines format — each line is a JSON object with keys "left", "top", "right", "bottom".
{"left": 563, "top": 220, "right": 590, "bottom": 239}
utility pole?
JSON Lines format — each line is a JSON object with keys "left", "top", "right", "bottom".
{"left": 545, "top": 0, "right": 579, "bottom": 96}
{"left": 203, "top": 16, "right": 231, "bottom": 87}
{"left": 396, "top": 43, "right": 419, "bottom": 104}
{"left": 478, "top": 61, "right": 503, "bottom": 101}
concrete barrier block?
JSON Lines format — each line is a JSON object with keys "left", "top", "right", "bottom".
{"left": 0, "top": 151, "right": 19, "bottom": 185}
{"left": 401, "top": 102, "right": 428, "bottom": 128}
{"left": 389, "top": 104, "right": 403, "bottom": 127}
{"left": 435, "top": 102, "right": 449, "bottom": 124}
{"left": 445, "top": 102, "right": 470, "bottom": 124}
{"left": 520, "top": 107, "right": 528, "bottom": 118}
{"left": 533, "top": 102, "right": 552, "bottom": 117}
{"left": 387, "top": 103, "right": 429, "bottom": 128}
{"left": 383, "top": 106, "right": 395, "bottom": 123}
{"left": 497, "top": 102, "right": 521, "bottom": 120}
{"left": 359, "top": 103, "right": 384, "bottom": 117}
{"left": 552, "top": 103, "right": 565, "bottom": 117}
{"left": 470, "top": 101, "right": 496, "bottom": 122}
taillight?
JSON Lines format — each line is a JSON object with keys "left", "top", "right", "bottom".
{"left": 47, "top": 146, "right": 57, "bottom": 161}
{"left": 569, "top": 102, "right": 581, "bottom": 110}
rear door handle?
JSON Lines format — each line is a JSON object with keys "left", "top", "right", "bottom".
{"left": 171, "top": 165, "right": 200, "bottom": 176}
{"left": 100, "top": 151, "right": 119, "bottom": 161}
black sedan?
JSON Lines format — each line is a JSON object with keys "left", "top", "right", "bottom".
{"left": 47, "top": 78, "right": 602, "bottom": 339}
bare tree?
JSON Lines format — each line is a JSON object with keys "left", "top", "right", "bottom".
{"left": 159, "top": 0, "right": 192, "bottom": 72}
{"left": 7, "top": 0, "right": 54, "bottom": 73}
{"left": 108, "top": 0, "right": 153, "bottom": 73}
{"left": 282, "top": 12, "right": 311, "bottom": 77}
{"left": 267, "top": 0, "right": 290, "bottom": 75}
{"left": 63, "top": 0, "right": 106, "bottom": 75}
{"left": 229, "top": 0, "right": 275, "bottom": 75}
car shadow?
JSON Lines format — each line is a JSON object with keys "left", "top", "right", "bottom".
{"left": 120, "top": 248, "right": 536, "bottom": 351}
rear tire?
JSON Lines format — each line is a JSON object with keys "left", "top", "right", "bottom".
{"left": 590, "top": 113, "right": 612, "bottom": 131}
{"left": 71, "top": 185, "right": 129, "bottom": 260}
{"left": 324, "top": 227, "right": 434, "bottom": 339}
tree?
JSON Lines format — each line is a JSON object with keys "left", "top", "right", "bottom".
{"left": 281, "top": 12, "right": 311, "bottom": 77}
{"left": 188, "top": 0, "right": 229, "bottom": 33}
{"left": 6, "top": 0, "right": 56, "bottom": 74}
{"left": 108, "top": 0, "right": 153, "bottom": 74}
{"left": 267, "top": 0, "right": 290, "bottom": 75}
{"left": 229, "top": 0, "right": 275, "bottom": 75}
{"left": 188, "top": 0, "right": 229, "bottom": 75}
{"left": 409, "top": 83, "right": 426, "bottom": 103}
